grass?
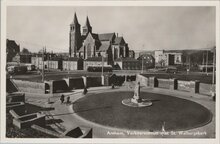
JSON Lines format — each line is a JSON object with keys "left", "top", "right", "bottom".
{"left": 73, "top": 91, "right": 212, "bottom": 131}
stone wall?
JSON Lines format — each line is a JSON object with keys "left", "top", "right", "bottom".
{"left": 13, "top": 80, "right": 45, "bottom": 94}
{"left": 137, "top": 74, "right": 213, "bottom": 96}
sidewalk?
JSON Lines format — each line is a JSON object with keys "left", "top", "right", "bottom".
{"left": 24, "top": 85, "right": 215, "bottom": 138}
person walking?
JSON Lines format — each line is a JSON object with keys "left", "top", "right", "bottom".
{"left": 66, "top": 96, "right": 70, "bottom": 104}
{"left": 60, "top": 94, "right": 64, "bottom": 104}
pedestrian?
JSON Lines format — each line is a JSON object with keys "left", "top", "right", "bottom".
{"left": 83, "top": 86, "right": 88, "bottom": 95}
{"left": 60, "top": 94, "right": 64, "bottom": 104}
{"left": 66, "top": 96, "right": 70, "bottom": 104}
{"left": 111, "top": 83, "right": 115, "bottom": 89}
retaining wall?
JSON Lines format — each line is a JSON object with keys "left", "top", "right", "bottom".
{"left": 13, "top": 80, "right": 45, "bottom": 94}
{"left": 138, "top": 74, "right": 214, "bottom": 96}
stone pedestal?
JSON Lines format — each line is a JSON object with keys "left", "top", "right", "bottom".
{"left": 149, "top": 77, "right": 158, "bottom": 88}
{"left": 82, "top": 76, "right": 87, "bottom": 88}
{"left": 190, "top": 80, "right": 200, "bottom": 93}
{"left": 101, "top": 75, "right": 104, "bottom": 86}
{"left": 169, "top": 78, "right": 178, "bottom": 90}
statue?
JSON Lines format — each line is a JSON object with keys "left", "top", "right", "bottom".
{"left": 122, "top": 81, "right": 152, "bottom": 107}
{"left": 133, "top": 82, "right": 140, "bottom": 99}
{"left": 131, "top": 82, "right": 142, "bottom": 103}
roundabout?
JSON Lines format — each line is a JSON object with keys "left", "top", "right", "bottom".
{"left": 73, "top": 91, "right": 212, "bottom": 132}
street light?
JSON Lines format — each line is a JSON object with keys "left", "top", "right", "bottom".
{"left": 141, "top": 56, "right": 144, "bottom": 74}
{"left": 101, "top": 55, "right": 104, "bottom": 76}
{"left": 42, "top": 47, "right": 45, "bottom": 82}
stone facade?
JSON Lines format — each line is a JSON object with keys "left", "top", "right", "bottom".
{"left": 69, "top": 13, "right": 130, "bottom": 66}
{"left": 155, "top": 50, "right": 182, "bottom": 67}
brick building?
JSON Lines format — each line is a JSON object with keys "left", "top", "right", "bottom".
{"left": 69, "top": 13, "right": 130, "bottom": 66}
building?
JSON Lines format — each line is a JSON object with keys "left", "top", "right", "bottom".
{"left": 12, "top": 53, "right": 32, "bottom": 63}
{"left": 7, "top": 39, "right": 20, "bottom": 62}
{"left": 69, "top": 13, "right": 130, "bottom": 66}
{"left": 114, "top": 57, "right": 141, "bottom": 70}
{"left": 137, "top": 54, "right": 155, "bottom": 69}
{"left": 31, "top": 53, "right": 57, "bottom": 69}
{"left": 129, "top": 50, "right": 135, "bottom": 58}
{"left": 47, "top": 57, "right": 63, "bottom": 70}
{"left": 155, "top": 50, "right": 182, "bottom": 67}
{"left": 63, "top": 57, "right": 84, "bottom": 70}
{"left": 84, "top": 57, "right": 109, "bottom": 70}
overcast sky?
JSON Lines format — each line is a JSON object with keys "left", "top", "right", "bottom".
{"left": 7, "top": 6, "right": 215, "bottom": 53}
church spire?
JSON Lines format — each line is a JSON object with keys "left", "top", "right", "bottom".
{"left": 69, "top": 12, "right": 81, "bottom": 57}
{"left": 71, "top": 12, "right": 79, "bottom": 25}
{"left": 85, "top": 16, "right": 91, "bottom": 28}
{"left": 82, "top": 16, "right": 92, "bottom": 36}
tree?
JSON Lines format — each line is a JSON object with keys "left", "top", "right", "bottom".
{"left": 21, "top": 48, "right": 30, "bottom": 54}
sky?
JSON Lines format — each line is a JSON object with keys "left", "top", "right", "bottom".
{"left": 7, "top": 6, "right": 216, "bottom": 53}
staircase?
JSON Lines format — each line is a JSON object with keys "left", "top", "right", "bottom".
{"left": 6, "top": 79, "right": 19, "bottom": 93}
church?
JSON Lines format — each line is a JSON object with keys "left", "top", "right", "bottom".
{"left": 69, "top": 13, "right": 130, "bottom": 66}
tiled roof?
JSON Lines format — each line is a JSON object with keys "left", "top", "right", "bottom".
{"left": 85, "top": 56, "right": 107, "bottom": 61}
{"left": 98, "top": 33, "right": 115, "bottom": 41}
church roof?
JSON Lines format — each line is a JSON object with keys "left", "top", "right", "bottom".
{"left": 98, "top": 33, "right": 115, "bottom": 41}
{"left": 78, "top": 46, "right": 84, "bottom": 52}
{"left": 91, "top": 33, "right": 99, "bottom": 41}
{"left": 114, "top": 37, "right": 125, "bottom": 45}
{"left": 98, "top": 42, "right": 110, "bottom": 52}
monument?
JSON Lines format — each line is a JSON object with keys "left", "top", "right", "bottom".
{"left": 122, "top": 82, "right": 152, "bottom": 107}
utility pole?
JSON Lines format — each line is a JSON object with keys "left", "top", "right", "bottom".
{"left": 68, "top": 54, "right": 70, "bottom": 78}
{"left": 202, "top": 52, "right": 205, "bottom": 65}
{"left": 42, "top": 47, "right": 45, "bottom": 82}
{"left": 141, "top": 56, "right": 144, "bottom": 74}
{"left": 206, "top": 50, "right": 208, "bottom": 74}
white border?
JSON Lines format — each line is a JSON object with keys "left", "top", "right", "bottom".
{"left": 1, "top": 0, "right": 219, "bottom": 144}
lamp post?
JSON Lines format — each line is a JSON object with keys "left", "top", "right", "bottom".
{"left": 68, "top": 54, "right": 70, "bottom": 78}
{"left": 101, "top": 55, "right": 104, "bottom": 76}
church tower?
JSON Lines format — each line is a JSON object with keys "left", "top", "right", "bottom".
{"left": 69, "top": 12, "right": 81, "bottom": 57}
{"left": 82, "top": 16, "right": 92, "bottom": 36}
